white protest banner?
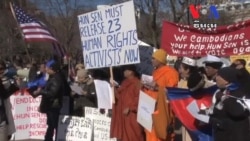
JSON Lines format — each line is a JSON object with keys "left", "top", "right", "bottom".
{"left": 137, "top": 90, "right": 156, "bottom": 132}
{"left": 78, "top": 1, "right": 140, "bottom": 69}
{"left": 10, "top": 93, "right": 47, "bottom": 140}
{"left": 94, "top": 80, "right": 113, "bottom": 109}
{"left": 57, "top": 115, "right": 92, "bottom": 141}
{"left": 85, "top": 107, "right": 116, "bottom": 141}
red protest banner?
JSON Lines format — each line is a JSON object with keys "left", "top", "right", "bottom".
{"left": 161, "top": 20, "right": 250, "bottom": 57}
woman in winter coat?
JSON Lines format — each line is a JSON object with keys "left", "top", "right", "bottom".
{"left": 208, "top": 67, "right": 250, "bottom": 141}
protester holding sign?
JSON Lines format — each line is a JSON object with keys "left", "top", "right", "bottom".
{"left": 141, "top": 49, "right": 179, "bottom": 141}
{"left": 110, "top": 64, "right": 144, "bottom": 141}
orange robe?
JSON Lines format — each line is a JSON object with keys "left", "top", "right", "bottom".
{"left": 144, "top": 66, "right": 179, "bottom": 141}
{"left": 111, "top": 77, "right": 145, "bottom": 141}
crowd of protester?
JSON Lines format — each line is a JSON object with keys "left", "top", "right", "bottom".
{"left": 0, "top": 50, "right": 250, "bottom": 141}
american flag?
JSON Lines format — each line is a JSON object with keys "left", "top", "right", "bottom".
{"left": 12, "top": 4, "right": 66, "bottom": 57}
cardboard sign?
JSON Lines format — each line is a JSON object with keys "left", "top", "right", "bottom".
{"left": 78, "top": 1, "right": 140, "bottom": 69}
{"left": 57, "top": 115, "right": 92, "bottom": 141}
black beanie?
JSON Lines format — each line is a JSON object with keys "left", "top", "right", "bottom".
{"left": 205, "top": 62, "right": 223, "bottom": 70}
{"left": 187, "top": 72, "right": 205, "bottom": 91}
{"left": 217, "top": 67, "right": 239, "bottom": 83}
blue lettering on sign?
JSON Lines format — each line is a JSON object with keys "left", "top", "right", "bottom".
{"left": 108, "top": 18, "right": 121, "bottom": 33}
{"left": 80, "top": 22, "right": 106, "bottom": 37}
{"left": 91, "top": 11, "right": 103, "bottom": 23}
{"left": 84, "top": 49, "right": 122, "bottom": 68}
{"left": 106, "top": 30, "right": 138, "bottom": 48}
{"left": 124, "top": 47, "right": 139, "bottom": 63}
{"left": 82, "top": 36, "right": 102, "bottom": 51}
{"left": 105, "top": 5, "right": 123, "bottom": 19}
{"left": 78, "top": 15, "right": 90, "bottom": 25}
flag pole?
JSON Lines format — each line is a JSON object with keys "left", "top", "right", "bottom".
{"left": 9, "top": 2, "right": 32, "bottom": 63}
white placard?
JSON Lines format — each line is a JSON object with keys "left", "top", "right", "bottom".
{"left": 94, "top": 80, "right": 113, "bottom": 109}
{"left": 137, "top": 91, "right": 156, "bottom": 132}
{"left": 78, "top": 1, "right": 140, "bottom": 69}
{"left": 186, "top": 100, "right": 210, "bottom": 123}
{"left": 57, "top": 115, "right": 92, "bottom": 141}
{"left": 85, "top": 107, "right": 116, "bottom": 141}
{"left": 10, "top": 94, "right": 47, "bottom": 140}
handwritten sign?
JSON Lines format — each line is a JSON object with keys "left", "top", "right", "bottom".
{"left": 57, "top": 115, "right": 92, "bottom": 141}
{"left": 78, "top": 1, "right": 140, "bottom": 69}
{"left": 10, "top": 95, "right": 47, "bottom": 140}
{"left": 137, "top": 91, "right": 156, "bottom": 132}
{"left": 85, "top": 107, "right": 116, "bottom": 141}
{"left": 161, "top": 20, "right": 250, "bottom": 57}
{"left": 136, "top": 46, "right": 154, "bottom": 75}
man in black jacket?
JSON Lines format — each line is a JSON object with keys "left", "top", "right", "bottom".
{"left": 33, "top": 60, "right": 65, "bottom": 141}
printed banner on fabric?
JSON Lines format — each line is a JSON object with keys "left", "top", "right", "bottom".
{"left": 161, "top": 20, "right": 250, "bottom": 57}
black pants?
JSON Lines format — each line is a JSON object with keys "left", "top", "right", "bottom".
{"left": 45, "top": 110, "right": 60, "bottom": 141}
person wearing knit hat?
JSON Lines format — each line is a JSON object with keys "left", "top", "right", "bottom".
{"left": 152, "top": 49, "right": 167, "bottom": 65}
{"left": 217, "top": 67, "right": 239, "bottom": 85}
{"left": 142, "top": 49, "right": 179, "bottom": 141}
{"left": 207, "top": 66, "right": 250, "bottom": 141}
{"left": 203, "top": 55, "right": 223, "bottom": 82}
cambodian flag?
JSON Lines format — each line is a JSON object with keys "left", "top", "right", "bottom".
{"left": 167, "top": 86, "right": 218, "bottom": 141}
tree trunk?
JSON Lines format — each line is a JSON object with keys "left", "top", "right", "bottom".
{"left": 151, "top": 0, "right": 158, "bottom": 48}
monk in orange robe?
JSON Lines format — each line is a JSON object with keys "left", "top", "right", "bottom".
{"left": 110, "top": 65, "right": 145, "bottom": 141}
{"left": 142, "top": 49, "right": 179, "bottom": 141}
